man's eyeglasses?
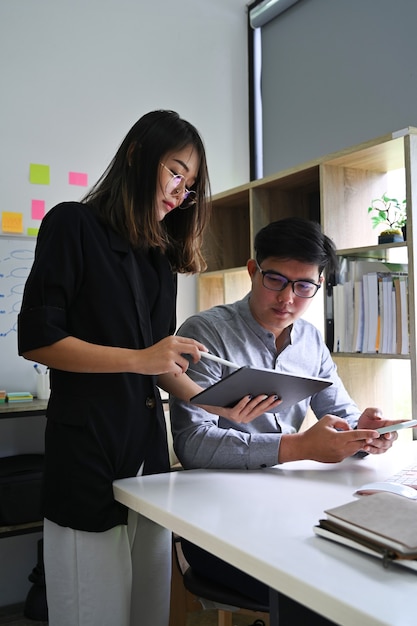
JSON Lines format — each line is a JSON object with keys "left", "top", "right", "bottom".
{"left": 160, "top": 162, "right": 197, "bottom": 209}
{"left": 256, "top": 262, "right": 321, "bottom": 298}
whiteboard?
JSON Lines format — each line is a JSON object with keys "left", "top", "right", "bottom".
{"left": 0, "top": 236, "right": 37, "bottom": 394}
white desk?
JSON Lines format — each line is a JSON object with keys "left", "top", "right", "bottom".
{"left": 113, "top": 442, "right": 417, "bottom": 626}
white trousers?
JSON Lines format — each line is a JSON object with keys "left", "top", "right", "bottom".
{"left": 43, "top": 511, "right": 171, "bottom": 626}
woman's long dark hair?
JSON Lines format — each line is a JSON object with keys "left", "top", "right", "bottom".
{"left": 83, "top": 110, "right": 211, "bottom": 273}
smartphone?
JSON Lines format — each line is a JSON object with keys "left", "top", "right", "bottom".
{"left": 376, "top": 419, "right": 417, "bottom": 434}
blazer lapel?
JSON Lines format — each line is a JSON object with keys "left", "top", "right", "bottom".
{"left": 107, "top": 229, "right": 153, "bottom": 347}
{"left": 148, "top": 247, "right": 177, "bottom": 340}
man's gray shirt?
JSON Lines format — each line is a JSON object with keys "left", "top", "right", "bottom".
{"left": 170, "top": 294, "right": 361, "bottom": 469}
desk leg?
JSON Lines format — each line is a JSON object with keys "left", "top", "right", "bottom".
{"left": 269, "top": 588, "right": 279, "bottom": 626}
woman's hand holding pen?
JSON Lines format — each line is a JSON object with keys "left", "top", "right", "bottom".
{"left": 138, "top": 336, "right": 206, "bottom": 376}
{"left": 155, "top": 340, "right": 281, "bottom": 419}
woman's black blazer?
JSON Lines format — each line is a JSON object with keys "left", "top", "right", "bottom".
{"left": 18, "top": 202, "right": 174, "bottom": 531}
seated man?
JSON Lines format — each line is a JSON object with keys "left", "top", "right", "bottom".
{"left": 170, "top": 217, "right": 398, "bottom": 626}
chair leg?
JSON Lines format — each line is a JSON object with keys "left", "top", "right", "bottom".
{"left": 218, "top": 609, "right": 233, "bottom": 626}
{"left": 169, "top": 540, "right": 188, "bottom": 626}
{"left": 170, "top": 536, "right": 204, "bottom": 625}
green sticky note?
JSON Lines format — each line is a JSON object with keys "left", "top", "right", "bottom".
{"left": 30, "top": 163, "right": 50, "bottom": 185}
{"left": 27, "top": 227, "right": 39, "bottom": 237}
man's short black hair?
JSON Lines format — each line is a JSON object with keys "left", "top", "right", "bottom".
{"left": 254, "top": 217, "right": 339, "bottom": 276}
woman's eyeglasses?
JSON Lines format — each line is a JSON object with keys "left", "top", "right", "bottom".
{"left": 256, "top": 262, "right": 321, "bottom": 298}
{"left": 160, "top": 162, "right": 197, "bottom": 209}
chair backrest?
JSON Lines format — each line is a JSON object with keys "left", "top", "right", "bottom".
{"left": 163, "top": 406, "right": 179, "bottom": 467}
{"left": 170, "top": 535, "right": 269, "bottom": 626}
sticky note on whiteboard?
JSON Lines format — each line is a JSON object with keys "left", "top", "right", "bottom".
{"left": 2, "top": 211, "right": 23, "bottom": 233}
{"left": 30, "top": 163, "right": 50, "bottom": 185}
{"left": 31, "top": 199, "right": 45, "bottom": 220}
{"left": 69, "top": 171, "right": 88, "bottom": 186}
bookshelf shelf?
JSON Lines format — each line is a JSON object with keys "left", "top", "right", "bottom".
{"left": 332, "top": 352, "right": 410, "bottom": 360}
{"left": 338, "top": 242, "right": 407, "bottom": 259}
{"left": 199, "top": 128, "right": 417, "bottom": 425}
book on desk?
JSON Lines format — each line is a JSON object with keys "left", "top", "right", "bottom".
{"left": 314, "top": 491, "right": 417, "bottom": 572}
{"left": 6, "top": 391, "right": 33, "bottom": 403}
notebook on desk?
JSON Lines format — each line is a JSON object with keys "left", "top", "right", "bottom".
{"left": 190, "top": 366, "right": 332, "bottom": 412}
{"left": 314, "top": 491, "right": 417, "bottom": 572}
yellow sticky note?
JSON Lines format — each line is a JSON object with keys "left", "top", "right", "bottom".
{"left": 2, "top": 211, "right": 23, "bottom": 233}
{"left": 30, "top": 163, "right": 50, "bottom": 185}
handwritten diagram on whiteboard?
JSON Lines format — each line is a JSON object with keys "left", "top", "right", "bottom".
{"left": 0, "top": 237, "right": 37, "bottom": 393}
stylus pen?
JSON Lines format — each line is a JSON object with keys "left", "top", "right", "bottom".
{"left": 198, "top": 351, "right": 241, "bottom": 370}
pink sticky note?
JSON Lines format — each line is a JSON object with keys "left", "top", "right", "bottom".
{"left": 32, "top": 199, "right": 46, "bottom": 220}
{"left": 69, "top": 171, "right": 88, "bottom": 186}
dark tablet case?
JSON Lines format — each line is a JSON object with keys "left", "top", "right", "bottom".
{"left": 191, "top": 367, "right": 332, "bottom": 412}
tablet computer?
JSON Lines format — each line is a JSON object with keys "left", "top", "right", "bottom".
{"left": 190, "top": 366, "right": 332, "bottom": 412}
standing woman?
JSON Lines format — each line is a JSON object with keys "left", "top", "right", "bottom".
{"left": 18, "top": 110, "right": 212, "bottom": 626}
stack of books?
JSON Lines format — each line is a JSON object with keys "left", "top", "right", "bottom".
{"left": 331, "top": 258, "right": 409, "bottom": 355}
{"left": 0, "top": 390, "right": 6, "bottom": 404}
{"left": 314, "top": 491, "right": 417, "bottom": 572}
{"left": 6, "top": 391, "right": 34, "bottom": 403}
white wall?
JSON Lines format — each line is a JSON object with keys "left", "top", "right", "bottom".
{"left": 0, "top": 0, "right": 249, "bottom": 606}
{"left": 0, "top": 0, "right": 249, "bottom": 327}
{"left": 0, "top": 0, "right": 250, "bottom": 389}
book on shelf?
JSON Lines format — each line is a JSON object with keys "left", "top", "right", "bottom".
{"left": 363, "top": 272, "right": 379, "bottom": 354}
{"left": 380, "top": 274, "right": 393, "bottom": 354}
{"left": 352, "top": 280, "right": 364, "bottom": 352}
{"left": 393, "top": 275, "right": 409, "bottom": 355}
{"left": 325, "top": 278, "right": 335, "bottom": 352}
{"left": 314, "top": 491, "right": 417, "bottom": 572}
{"left": 400, "top": 276, "right": 409, "bottom": 354}
{"left": 344, "top": 280, "right": 354, "bottom": 352}
{"left": 332, "top": 283, "right": 345, "bottom": 353}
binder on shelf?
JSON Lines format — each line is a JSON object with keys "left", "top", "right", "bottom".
{"left": 397, "top": 275, "right": 409, "bottom": 355}
{"left": 344, "top": 280, "right": 354, "bottom": 353}
{"left": 352, "top": 280, "right": 364, "bottom": 352}
{"left": 363, "top": 272, "right": 379, "bottom": 354}
{"left": 325, "top": 273, "right": 336, "bottom": 352}
{"left": 379, "top": 274, "right": 393, "bottom": 354}
{"left": 332, "top": 283, "right": 345, "bottom": 352}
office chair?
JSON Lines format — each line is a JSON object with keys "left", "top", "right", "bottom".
{"left": 170, "top": 534, "right": 269, "bottom": 626}
{"left": 164, "top": 408, "right": 269, "bottom": 625}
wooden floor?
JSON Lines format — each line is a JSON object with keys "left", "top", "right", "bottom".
{"left": 0, "top": 604, "right": 263, "bottom": 626}
{"left": 0, "top": 603, "right": 46, "bottom": 625}
{"left": 187, "top": 612, "right": 265, "bottom": 626}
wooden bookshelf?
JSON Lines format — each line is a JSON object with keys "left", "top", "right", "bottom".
{"left": 198, "top": 128, "right": 417, "bottom": 427}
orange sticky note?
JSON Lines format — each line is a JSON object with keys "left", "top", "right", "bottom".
{"left": 2, "top": 211, "right": 23, "bottom": 233}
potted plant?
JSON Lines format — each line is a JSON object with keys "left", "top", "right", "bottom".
{"left": 367, "top": 193, "right": 407, "bottom": 243}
